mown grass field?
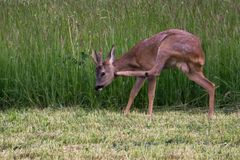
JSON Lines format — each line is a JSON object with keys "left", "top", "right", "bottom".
{"left": 0, "top": 107, "right": 240, "bottom": 159}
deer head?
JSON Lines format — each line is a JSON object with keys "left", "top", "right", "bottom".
{"left": 91, "top": 46, "right": 115, "bottom": 91}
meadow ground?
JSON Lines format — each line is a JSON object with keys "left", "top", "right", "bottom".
{"left": 1, "top": 106, "right": 239, "bottom": 159}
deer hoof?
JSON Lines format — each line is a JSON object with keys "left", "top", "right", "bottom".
{"left": 146, "top": 113, "right": 153, "bottom": 120}
{"left": 208, "top": 112, "right": 215, "bottom": 120}
{"left": 146, "top": 71, "right": 159, "bottom": 77}
{"left": 145, "top": 72, "right": 149, "bottom": 77}
{"left": 123, "top": 110, "right": 129, "bottom": 116}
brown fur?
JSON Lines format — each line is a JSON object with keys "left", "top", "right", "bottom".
{"left": 114, "top": 29, "right": 205, "bottom": 73}
{"left": 92, "top": 29, "right": 215, "bottom": 118}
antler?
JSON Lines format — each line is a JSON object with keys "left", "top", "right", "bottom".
{"left": 91, "top": 49, "right": 102, "bottom": 65}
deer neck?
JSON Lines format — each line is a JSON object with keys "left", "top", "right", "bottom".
{"left": 113, "top": 52, "right": 140, "bottom": 72}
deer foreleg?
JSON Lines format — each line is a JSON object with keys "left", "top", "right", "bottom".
{"left": 147, "top": 77, "right": 156, "bottom": 117}
{"left": 123, "top": 77, "right": 145, "bottom": 116}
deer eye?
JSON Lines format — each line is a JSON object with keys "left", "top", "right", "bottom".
{"left": 101, "top": 72, "right": 105, "bottom": 77}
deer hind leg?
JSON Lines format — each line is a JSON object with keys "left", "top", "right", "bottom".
{"left": 115, "top": 70, "right": 147, "bottom": 77}
{"left": 146, "top": 49, "right": 170, "bottom": 77}
{"left": 123, "top": 77, "right": 145, "bottom": 116}
{"left": 185, "top": 71, "right": 215, "bottom": 119}
{"left": 147, "top": 77, "right": 157, "bottom": 117}
{"left": 115, "top": 49, "right": 169, "bottom": 77}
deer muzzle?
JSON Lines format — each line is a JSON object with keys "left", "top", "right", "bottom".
{"left": 95, "top": 85, "right": 104, "bottom": 91}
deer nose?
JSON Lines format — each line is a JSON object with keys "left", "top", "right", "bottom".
{"left": 95, "top": 85, "right": 103, "bottom": 91}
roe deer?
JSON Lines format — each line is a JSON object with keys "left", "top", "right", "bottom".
{"left": 91, "top": 29, "right": 215, "bottom": 118}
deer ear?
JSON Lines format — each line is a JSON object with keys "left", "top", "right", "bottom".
{"left": 91, "top": 50, "right": 98, "bottom": 64}
{"left": 91, "top": 50, "right": 102, "bottom": 65}
{"left": 108, "top": 45, "right": 115, "bottom": 64}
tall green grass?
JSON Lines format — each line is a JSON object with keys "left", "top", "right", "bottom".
{"left": 0, "top": 0, "right": 240, "bottom": 109}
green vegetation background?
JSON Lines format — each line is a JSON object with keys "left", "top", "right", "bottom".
{"left": 0, "top": 0, "right": 240, "bottom": 109}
